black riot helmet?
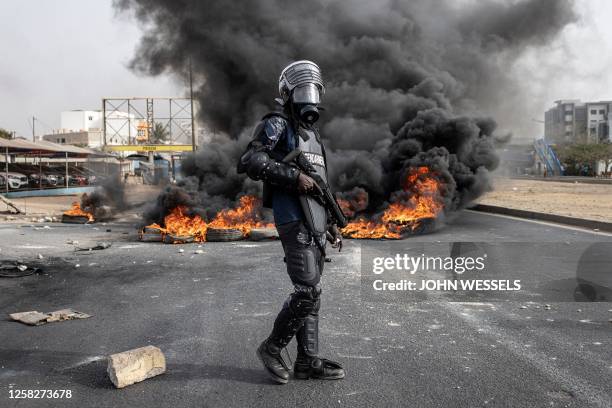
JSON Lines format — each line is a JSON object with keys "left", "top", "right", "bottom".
{"left": 278, "top": 60, "right": 324, "bottom": 124}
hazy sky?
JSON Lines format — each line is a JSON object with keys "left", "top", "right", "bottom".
{"left": 1, "top": 0, "right": 611, "bottom": 141}
{"left": 0, "top": 0, "right": 181, "bottom": 138}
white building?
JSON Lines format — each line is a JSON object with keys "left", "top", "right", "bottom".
{"left": 43, "top": 110, "right": 137, "bottom": 149}
{"left": 60, "top": 110, "right": 102, "bottom": 133}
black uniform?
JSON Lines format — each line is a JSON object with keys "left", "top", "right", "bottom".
{"left": 239, "top": 111, "right": 327, "bottom": 359}
{"left": 239, "top": 109, "right": 345, "bottom": 384}
{"left": 239, "top": 59, "right": 344, "bottom": 383}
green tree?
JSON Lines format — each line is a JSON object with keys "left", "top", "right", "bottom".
{"left": 558, "top": 143, "right": 608, "bottom": 176}
{"left": 0, "top": 128, "right": 12, "bottom": 139}
{"left": 150, "top": 122, "right": 169, "bottom": 144}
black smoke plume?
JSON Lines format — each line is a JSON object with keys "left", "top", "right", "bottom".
{"left": 116, "top": 0, "right": 576, "bottom": 226}
{"left": 81, "top": 175, "right": 127, "bottom": 220}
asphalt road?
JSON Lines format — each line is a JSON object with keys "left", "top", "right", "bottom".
{"left": 0, "top": 211, "right": 611, "bottom": 408}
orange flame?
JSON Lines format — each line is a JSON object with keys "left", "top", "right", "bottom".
{"left": 142, "top": 195, "right": 273, "bottom": 243}
{"left": 341, "top": 167, "right": 443, "bottom": 239}
{"left": 63, "top": 201, "right": 94, "bottom": 222}
{"left": 208, "top": 195, "right": 273, "bottom": 236}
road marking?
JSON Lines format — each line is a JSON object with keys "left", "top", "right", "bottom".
{"left": 466, "top": 210, "right": 612, "bottom": 236}
{"left": 336, "top": 354, "right": 373, "bottom": 359}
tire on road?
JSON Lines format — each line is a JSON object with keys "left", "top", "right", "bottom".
{"left": 248, "top": 227, "right": 279, "bottom": 241}
{"left": 206, "top": 228, "right": 244, "bottom": 242}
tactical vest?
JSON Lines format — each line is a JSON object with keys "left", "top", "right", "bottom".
{"left": 297, "top": 126, "right": 328, "bottom": 238}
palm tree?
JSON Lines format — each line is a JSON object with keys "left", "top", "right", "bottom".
{"left": 150, "top": 122, "right": 170, "bottom": 144}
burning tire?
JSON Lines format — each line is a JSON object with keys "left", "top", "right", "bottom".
{"left": 164, "top": 234, "right": 196, "bottom": 244}
{"left": 248, "top": 227, "right": 279, "bottom": 241}
{"left": 139, "top": 227, "right": 164, "bottom": 242}
{"left": 399, "top": 216, "right": 438, "bottom": 237}
{"left": 61, "top": 214, "right": 92, "bottom": 224}
{"left": 206, "top": 228, "right": 244, "bottom": 242}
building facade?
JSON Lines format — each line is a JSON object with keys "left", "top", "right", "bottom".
{"left": 42, "top": 110, "right": 137, "bottom": 149}
{"left": 545, "top": 100, "right": 612, "bottom": 145}
{"left": 59, "top": 110, "right": 102, "bottom": 133}
{"left": 42, "top": 130, "right": 104, "bottom": 148}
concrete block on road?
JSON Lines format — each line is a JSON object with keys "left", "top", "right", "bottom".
{"left": 107, "top": 346, "right": 166, "bottom": 388}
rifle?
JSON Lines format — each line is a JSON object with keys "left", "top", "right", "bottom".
{"left": 283, "top": 149, "right": 348, "bottom": 228}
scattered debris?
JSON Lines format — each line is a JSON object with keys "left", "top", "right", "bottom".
{"left": 0, "top": 262, "right": 41, "bottom": 278}
{"left": 9, "top": 308, "right": 91, "bottom": 326}
{"left": 75, "top": 242, "right": 112, "bottom": 252}
{"left": 107, "top": 346, "right": 166, "bottom": 388}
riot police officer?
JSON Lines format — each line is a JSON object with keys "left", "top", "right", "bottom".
{"left": 238, "top": 60, "right": 345, "bottom": 384}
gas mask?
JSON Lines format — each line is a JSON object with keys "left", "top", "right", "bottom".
{"left": 278, "top": 60, "right": 325, "bottom": 125}
{"left": 291, "top": 83, "right": 321, "bottom": 124}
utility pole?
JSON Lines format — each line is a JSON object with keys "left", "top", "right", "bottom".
{"left": 189, "top": 59, "right": 197, "bottom": 152}
{"left": 32, "top": 116, "right": 36, "bottom": 142}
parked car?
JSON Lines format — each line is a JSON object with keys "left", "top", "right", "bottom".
{"left": 46, "top": 174, "right": 59, "bottom": 186}
{"left": 28, "top": 173, "right": 50, "bottom": 188}
{"left": 0, "top": 172, "right": 29, "bottom": 189}
{"left": 28, "top": 173, "right": 56, "bottom": 188}
{"left": 69, "top": 174, "right": 88, "bottom": 186}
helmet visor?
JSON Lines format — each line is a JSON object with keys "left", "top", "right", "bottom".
{"left": 291, "top": 83, "right": 320, "bottom": 105}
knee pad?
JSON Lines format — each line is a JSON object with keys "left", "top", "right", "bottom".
{"left": 288, "top": 284, "right": 321, "bottom": 318}
{"left": 285, "top": 246, "right": 320, "bottom": 286}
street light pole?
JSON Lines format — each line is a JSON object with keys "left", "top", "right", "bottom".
{"left": 189, "top": 59, "right": 197, "bottom": 152}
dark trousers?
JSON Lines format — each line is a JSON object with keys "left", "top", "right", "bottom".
{"left": 268, "top": 220, "right": 325, "bottom": 357}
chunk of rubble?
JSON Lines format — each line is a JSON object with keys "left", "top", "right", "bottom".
{"left": 0, "top": 262, "right": 41, "bottom": 278}
{"left": 9, "top": 308, "right": 91, "bottom": 326}
{"left": 75, "top": 242, "right": 112, "bottom": 251}
{"left": 107, "top": 346, "right": 166, "bottom": 388}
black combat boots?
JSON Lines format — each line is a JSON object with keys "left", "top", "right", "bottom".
{"left": 256, "top": 339, "right": 290, "bottom": 384}
{"left": 294, "top": 314, "right": 345, "bottom": 380}
{"left": 294, "top": 355, "right": 345, "bottom": 380}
